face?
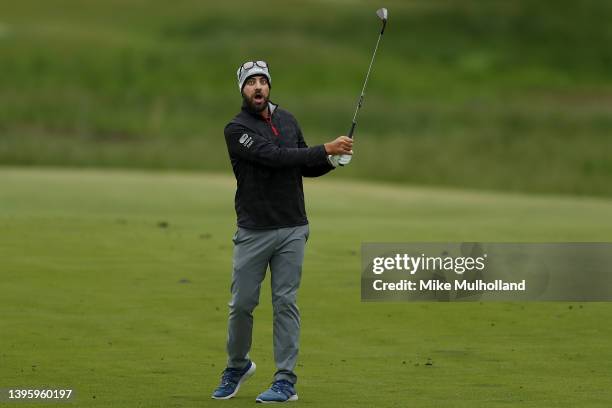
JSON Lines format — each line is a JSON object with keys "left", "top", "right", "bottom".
{"left": 242, "top": 75, "right": 270, "bottom": 113}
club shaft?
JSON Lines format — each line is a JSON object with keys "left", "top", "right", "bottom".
{"left": 339, "top": 10, "right": 387, "bottom": 166}
{"left": 350, "top": 30, "right": 384, "bottom": 131}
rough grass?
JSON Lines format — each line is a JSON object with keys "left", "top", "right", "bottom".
{"left": 0, "top": 1, "right": 612, "bottom": 195}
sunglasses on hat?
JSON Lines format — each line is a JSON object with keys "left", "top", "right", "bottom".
{"left": 239, "top": 60, "right": 269, "bottom": 76}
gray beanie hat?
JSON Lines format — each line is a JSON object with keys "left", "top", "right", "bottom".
{"left": 237, "top": 60, "right": 271, "bottom": 92}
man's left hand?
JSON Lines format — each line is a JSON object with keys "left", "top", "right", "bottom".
{"left": 328, "top": 154, "right": 352, "bottom": 168}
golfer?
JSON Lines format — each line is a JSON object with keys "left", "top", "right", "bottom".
{"left": 211, "top": 60, "right": 353, "bottom": 403}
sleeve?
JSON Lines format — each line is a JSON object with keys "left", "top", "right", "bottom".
{"left": 295, "top": 120, "right": 335, "bottom": 178}
{"left": 225, "top": 122, "right": 329, "bottom": 168}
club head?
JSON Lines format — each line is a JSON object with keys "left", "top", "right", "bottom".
{"left": 376, "top": 8, "right": 388, "bottom": 34}
{"left": 376, "top": 8, "right": 388, "bottom": 21}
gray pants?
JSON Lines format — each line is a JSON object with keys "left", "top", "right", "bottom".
{"left": 226, "top": 224, "right": 309, "bottom": 384}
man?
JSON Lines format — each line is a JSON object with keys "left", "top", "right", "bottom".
{"left": 211, "top": 60, "right": 353, "bottom": 403}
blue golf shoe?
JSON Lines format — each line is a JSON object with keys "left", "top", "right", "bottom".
{"left": 255, "top": 379, "right": 298, "bottom": 403}
{"left": 211, "top": 360, "right": 256, "bottom": 400}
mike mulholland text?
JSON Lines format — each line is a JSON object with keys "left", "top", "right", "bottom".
{"left": 372, "top": 279, "right": 527, "bottom": 292}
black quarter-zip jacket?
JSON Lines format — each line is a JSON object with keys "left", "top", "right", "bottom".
{"left": 224, "top": 101, "right": 334, "bottom": 229}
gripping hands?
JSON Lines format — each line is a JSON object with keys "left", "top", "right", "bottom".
{"left": 325, "top": 136, "right": 354, "bottom": 168}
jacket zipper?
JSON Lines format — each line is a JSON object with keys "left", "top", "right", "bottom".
{"left": 264, "top": 115, "right": 280, "bottom": 137}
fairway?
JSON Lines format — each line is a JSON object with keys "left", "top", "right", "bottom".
{"left": 1, "top": 167, "right": 612, "bottom": 407}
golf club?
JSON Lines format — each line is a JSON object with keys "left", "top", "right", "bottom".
{"left": 339, "top": 7, "right": 388, "bottom": 166}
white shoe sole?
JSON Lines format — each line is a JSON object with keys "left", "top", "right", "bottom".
{"left": 255, "top": 394, "right": 298, "bottom": 403}
{"left": 211, "top": 361, "right": 257, "bottom": 400}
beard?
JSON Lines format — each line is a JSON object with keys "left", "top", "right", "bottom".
{"left": 243, "top": 92, "right": 269, "bottom": 113}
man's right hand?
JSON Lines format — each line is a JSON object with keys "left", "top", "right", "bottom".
{"left": 324, "top": 136, "right": 353, "bottom": 155}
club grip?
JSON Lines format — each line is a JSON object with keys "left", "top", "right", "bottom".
{"left": 339, "top": 122, "right": 356, "bottom": 166}
{"left": 348, "top": 122, "right": 356, "bottom": 138}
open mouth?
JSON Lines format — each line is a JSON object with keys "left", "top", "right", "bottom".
{"left": 253, "top": 94, "right": 264, "bottom": 103}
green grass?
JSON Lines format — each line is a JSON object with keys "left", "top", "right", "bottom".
{"left": 1, "top": 167, "right": 612, "bottom": 407}
{"left": 1, "top": 1, "right": 612, "bottom": 195}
